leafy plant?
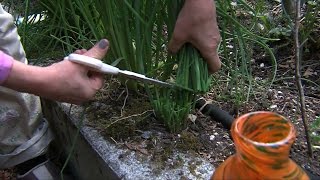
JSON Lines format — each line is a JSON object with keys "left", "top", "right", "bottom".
{"left": 311, "top": 116, "right": 320, "bottom": 146}
{"left": 280, "top": 0, "right": 320, "bottom": 47}
{"left": 212, "top": 0, "right": 278, "bottom": 109}
{"left": 2, "top": 0, "right": 52, "bottom": 58}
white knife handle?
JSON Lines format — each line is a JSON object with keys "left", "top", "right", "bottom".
{"left": 66, "top": 54, "right": 120, "bottom": 75}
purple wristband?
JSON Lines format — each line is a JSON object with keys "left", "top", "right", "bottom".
{"left": 0, "top": 51, "right": 14, "bottom": 84}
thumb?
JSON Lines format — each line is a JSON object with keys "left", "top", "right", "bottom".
{"left": 203, "top": 51, "right": 221, "bottom": 74}
{"left": 168, "top": 33, "right": 186, "bottom": 54}
{"left": 84, "top": 39, "right": 109, "bottom": 59}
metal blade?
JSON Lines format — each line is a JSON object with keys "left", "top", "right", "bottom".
{"left": 118, "top": 70, "right": 194, "bottom": 92}
{"left": 119, "top": 70, "right": 173, "bottom": 88}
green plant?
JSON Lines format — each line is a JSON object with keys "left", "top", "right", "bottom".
{"left": 212, "top": 0, "right": 278, "bottom": 109}
{"left": 300, "top": 1, "right": 320, "bottom": 51}
{"left": 2, "top": 0, "right": 56, "bottom": 59}
{"left": 310, "top": 116, "right": 320, "bottom": 147}
{"left": 280, "top": 0, "right": 320, "bottom": 47}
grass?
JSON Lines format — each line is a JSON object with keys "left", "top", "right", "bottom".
{"left": 212, "top": 0, "right": 279, "bottom": 108}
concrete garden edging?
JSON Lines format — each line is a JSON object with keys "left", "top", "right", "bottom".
{"left": 41, "top": 100, "right": 215, "bottom": 180}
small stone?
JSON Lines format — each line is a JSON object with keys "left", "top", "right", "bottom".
{"left": 257, "top": 23, "right": 265, "bottom": 31}
{"left": 198, "top": 169, "right": 207, "bottom": 174}
{"left": 270, "top": 105, "right": 277, "bottom": 109}
{"left": 210, "top": 135, "right": 215, "bottom": 141}
{"left": 92, "top": 102, "right": 101, "bottom": 109}
{"left": 100, "top": 103, "right": 108, "bottom": 109}
{"left": 227, "top": 45, "right": 234, "bottom": 49}
{"left": 312, "top": 132, "right": 317, "bottom": 136}
{"left": 231, "top": 2, "right": 237, "bottom": 6}
{"left": 188, "top": 114, "right": 197, "bottom": 123}
{"left": 141, "top": 131, "right": 152, "bottom": 139}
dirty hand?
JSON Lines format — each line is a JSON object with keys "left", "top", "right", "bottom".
{"left": 44, "top": 39, "right": 109, "bottom": 104}
{"left": 168, "top": 0, "right": 221, "bottom": 73}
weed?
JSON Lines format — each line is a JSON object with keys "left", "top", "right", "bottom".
{"left": 311, "top": 116, "right": 320, "bottom": 147}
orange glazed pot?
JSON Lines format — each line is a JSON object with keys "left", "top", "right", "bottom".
{"left": 211, "top": 111, "right": 309, "bottom": 180}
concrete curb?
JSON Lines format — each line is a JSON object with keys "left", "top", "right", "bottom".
{"left": 41, "top": 100, "right": 215, "bottom": 180}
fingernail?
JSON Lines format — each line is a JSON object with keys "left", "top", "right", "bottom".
{"left": 98, "top": 39, "right": 109, "bottom": 49}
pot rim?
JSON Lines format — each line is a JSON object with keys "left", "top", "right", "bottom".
{"left": 233, "top": 111, "right": 296, "bottom": 147}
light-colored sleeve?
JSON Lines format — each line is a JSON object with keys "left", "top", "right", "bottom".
{"left": 0, "top": 4, "right": 27, "bottom": 63}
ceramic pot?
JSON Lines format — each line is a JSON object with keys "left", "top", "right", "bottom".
{"left": 211, "top": 111, "right": 309, "bottom": 180}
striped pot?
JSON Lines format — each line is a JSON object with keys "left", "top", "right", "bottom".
{"left": 211, "top": 111, "right": 309, "bottom": 180}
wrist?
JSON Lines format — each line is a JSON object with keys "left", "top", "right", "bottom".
{"left": 185, "top": 0, "right": 213, "bottom": 5}
{"left": 183, "top": 0, "right": 215, "bottom": 14}
{"left": 2, "top": 60, "right": 51, "bottom": 96}
{"left": 0, "top": 51, "right": 14, "bottom": 84}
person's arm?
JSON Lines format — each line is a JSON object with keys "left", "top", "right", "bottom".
{"left": 1, "top": 39, "right": 109, "bottom": 105}
{"left": 169, "top": 0, "right": 221, "bottom": 73}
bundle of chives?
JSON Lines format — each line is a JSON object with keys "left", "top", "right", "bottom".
{"left": 152, "top": 47, "right": 211, "bottom": 132}
{"left": 176, "top": 44, "right": 212, "bottom": 93}
{"left": 151, "top": 0, "right": 212, "bottom": 132}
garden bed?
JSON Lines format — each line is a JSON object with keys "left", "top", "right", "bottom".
{"left": 41, "top": 99, "right": 215, "bottom": 179}
{"left": 41, "top": 58, "right": 319, "bottom": 179}
{"left": 30, "top": 39, "right": 320, "bottom": 179}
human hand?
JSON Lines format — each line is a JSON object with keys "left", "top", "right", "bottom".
{"left": 168, "top": 0, "right": 221, "bottom": 73}
{"left": 43, "top": 39, "right": 109, "bottom": 104}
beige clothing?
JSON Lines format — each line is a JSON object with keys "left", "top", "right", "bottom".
{"left": 0, "top": 5, "right": 53, "bottom": 168}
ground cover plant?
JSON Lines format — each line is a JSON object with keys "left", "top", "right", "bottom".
{"left": 1, "top": 0, "right": 319, "bottom": 178}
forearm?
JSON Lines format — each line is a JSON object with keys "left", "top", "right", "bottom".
{"left": 183, "top": 0, "right": 216, "bottom": 16}
{"left": 1, "top": 55, "right": 53, "bottom": 96}
{"left": 0, "top": 38, "right": 108, "bottom": 104}
{"left": 185, "top": 0, "right": 214, "bottom": 4}
{"left": 184, "top": 0, "right": 215, "bottom": 8}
